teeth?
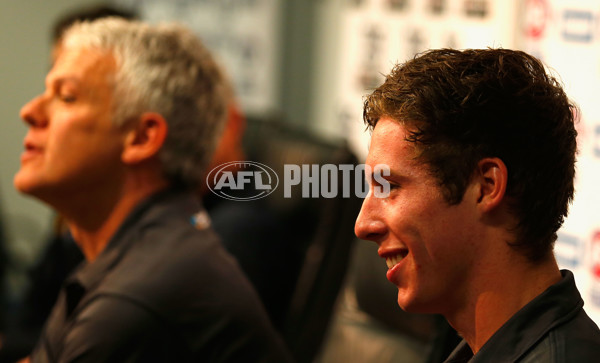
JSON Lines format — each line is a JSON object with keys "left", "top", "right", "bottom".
{"left": 385, "top": 254, "right": 404, "bottom": 269}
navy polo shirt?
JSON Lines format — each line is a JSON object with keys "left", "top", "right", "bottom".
{"left": 30, "top": 190, "right": 292, "bottom": 363}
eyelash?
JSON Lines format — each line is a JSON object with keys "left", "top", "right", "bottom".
{"left": 369, "top": 177, "right": 398, "bottom": 191}
{"left": 59, "top": 94, "right": 76, "bottom": 103}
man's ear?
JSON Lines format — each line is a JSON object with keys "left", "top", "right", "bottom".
{"left": 474, "top": 157, "right": 508, "bottom": 212}
{"left": 121, "top": 112, "right": 168, "bottom": 165}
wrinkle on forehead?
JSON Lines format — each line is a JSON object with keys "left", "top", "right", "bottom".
{"left": 49, "top": 47, "right": 116, "bottom": 87}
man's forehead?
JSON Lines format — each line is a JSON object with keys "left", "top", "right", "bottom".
{"left": 366, "top": 118, "right": 423, "bottom": 169}
{"left": 369, "top": 119, "right": 414, "bottom": 151}
{"left": 47, "top": 47, "right": 116, "bottom": 84}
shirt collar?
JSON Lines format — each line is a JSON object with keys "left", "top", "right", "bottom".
{"left": 444, "top": 270, "right": 583, "bottom": 362}
{"left": 64, "top": 189, "right": 201, "bottom": 306}
{"left": 444, "top": 340, "right": 472, "bottom": 363}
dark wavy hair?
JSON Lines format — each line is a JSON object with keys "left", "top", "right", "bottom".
{"left": 363, "top": 48, "right": 577, "bottom": 262}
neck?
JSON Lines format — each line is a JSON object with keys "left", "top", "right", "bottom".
{"left": 446, "top": 252, "right": 561, "bottom": 354}
{"left": 64, "top": 176, "right": 169, "bottom": 262}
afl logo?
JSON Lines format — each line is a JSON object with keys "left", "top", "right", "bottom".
{"left": 206, "top": 161, "right": 279, "bottom": 201}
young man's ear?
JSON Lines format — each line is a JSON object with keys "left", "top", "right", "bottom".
{"left": 474, "top": 157, "right": 508, "bottom": 212}
{"left": 121, "top": 112, "right": 168, "bottom": 164}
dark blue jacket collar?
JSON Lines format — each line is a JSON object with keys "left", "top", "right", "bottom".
{"left": 445, "top": 270, "right": 584, "bottom": 362}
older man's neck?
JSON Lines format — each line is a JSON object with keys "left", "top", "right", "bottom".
{"left": 67, "top": 178, "right": 170, "bottom": 262}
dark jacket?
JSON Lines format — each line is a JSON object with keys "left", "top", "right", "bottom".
{"left": 445, "top": 270, "right": 600, "bottom": 362}
{"left": 30, "top": 190, "right": 292, "bottom": 363}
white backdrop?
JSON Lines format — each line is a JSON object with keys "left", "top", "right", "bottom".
{"left": 520, "top": 0, "right": 600, "bottom": 325}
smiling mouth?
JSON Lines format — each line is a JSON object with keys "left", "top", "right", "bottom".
{"left": 385, "top": 250, "right": 408, "bottom": 269}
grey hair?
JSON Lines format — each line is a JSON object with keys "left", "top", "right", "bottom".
{"left": 61, "top": 17, "right": 228, "bottom": 189}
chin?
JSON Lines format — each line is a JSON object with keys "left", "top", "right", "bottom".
{"left": 13, "top": 172, "right": 36, "bottom": 194}
{"left": 396, "top": 291, "right": 433, "bottom": 314}
{"left": 397, "top": 300, "right": 417, "bottom": 313}
{"left": 13, "top": 172, "right": 50, "bottom": 199}
{"left": 396, "top": 292, "right": 416, "bottom": 312}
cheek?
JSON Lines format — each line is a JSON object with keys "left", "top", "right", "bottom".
{"left": 45, "top": 126, "right": 83, "bottom": 164}
{"left": 50, "top": 112, "right": 112, "bottom": 147}
{"left": 424, "top": 212, "right": 477, "bottom": 267}
{"left": 394, "top": 199, "right": 435, "bottom": 238}
{"left": 405, "top": 208, "right": 458, "bottom": 264}
{"left": 45, "top": 123, "right": 113, "bottom": 174}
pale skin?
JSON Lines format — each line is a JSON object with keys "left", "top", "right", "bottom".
{"left": 354, "top": 117, "right": 561, "bottom": 354}
{"left": 15, "top": 46, "right": 169, "bottom": 262}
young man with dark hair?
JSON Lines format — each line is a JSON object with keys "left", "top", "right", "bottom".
{"left": 355, "top": 48, "right": 600, "bottom": 361}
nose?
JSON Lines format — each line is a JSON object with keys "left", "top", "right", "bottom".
{"left": 354, "top": 192, "right": 387, "bottom": 243}
{"left": 20, "top": 95, "right": 48, "bottom": 128}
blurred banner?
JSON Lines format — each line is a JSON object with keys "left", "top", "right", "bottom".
{"left": 336, "top": 0, "right": 518, "bottom": 159}
{"left": 519, "top": 0, "right": 600, "bottom": 325}
{"left": 117, "top": 0, "right": 282, "bottom": 116}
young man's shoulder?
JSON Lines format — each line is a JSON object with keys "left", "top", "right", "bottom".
{"left": 521, "top": 308, "right": 600, "bottom": 362}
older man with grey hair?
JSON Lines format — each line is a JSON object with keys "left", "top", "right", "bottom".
{"left": 14, "top": 18, "right": 291, "bottom": 362}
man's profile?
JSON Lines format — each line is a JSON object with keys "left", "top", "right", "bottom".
{"left": 355, "top": 48, "right": 600, "bottom": 361}
{"left": 14, "top": 18, "right": 290, "bottom": 362}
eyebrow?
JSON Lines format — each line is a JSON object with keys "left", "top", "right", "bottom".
{"left": 45, "top": 75, "right": 81, "bottom": 89}
{"left": 384, "top": 170, "right": 411, "bottom": 183}
{"left": 365, "top": 165, "right": 409, "bottom": 182}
